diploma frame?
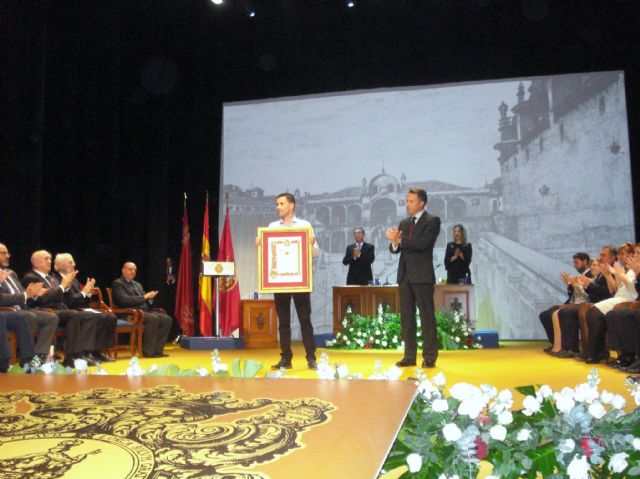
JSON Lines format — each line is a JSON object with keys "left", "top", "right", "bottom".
{"left": 257, "top": 226, "right": 313, "bottom": 293}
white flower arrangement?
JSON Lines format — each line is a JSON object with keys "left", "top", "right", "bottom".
{"left": 384, "top": 369, "right": 640, "bottom": 478}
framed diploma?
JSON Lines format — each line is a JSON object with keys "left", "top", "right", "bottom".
{"left": 257, "top": 227, "right": 313, "bottom": 293}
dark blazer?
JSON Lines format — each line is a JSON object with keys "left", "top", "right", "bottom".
{"left": 342, "top": 242, "right": 375, "bottom": 285}
{"left": 390, "top": 212, "right": 441, "bottom": 284}
{"left": 0, "top": 268, "right": 28, "bottom": 309}
{"left": 111, "top": 277, "right": 150, "bottom": 311}
{"left": 53, "top": 272, "right": 91, "bottom": 309}
{"left": 21, "top": 270, "right": 67, "bottom": 309}
{"left": 586, "top": 273, "right": 613, "bottom": 303}
{"left": 444, "top": 242, "right": 472, "bottom": 283}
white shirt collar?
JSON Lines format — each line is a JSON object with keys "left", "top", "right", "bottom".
{"left": 412, "top": 209, "right": 426, "bottom": 222}
{"left": 34, "top": 270, "right": 49, "bottom": 279}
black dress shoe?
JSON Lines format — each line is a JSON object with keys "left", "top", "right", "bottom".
{"left": 79, "top": 355, "right": 97, "bottom": 367}
{"left": 154, "top": 353, "right": 169, "bottom": 358}
{"left": 621, "top": 360, "right": 640, "bottom": 374}
{"left": 543, "top": 346, "right": 553, "bottom": 353}
{"left": 62, "top": 357, "right": 75, "bottom": 368}
{"left": 421, "top": 359, "right": 436, "bottom": 368}
{"left": 585, "top": 353, "right": 609, "bottom": 364}
{"left": 92, "top": 352, "right": 116, "bottom": 363}
{"left": 142, "top": 353, "right": 155, "bottom": 358}
{"left": 307, "top": 359, "right": 318, "bottom": 370}
{"left": 556, "top": 350, "right": 575, "bottom": 359}
{"left": 575, "top": 351, "right": 590, "bottom": 361}
{"left": 271, "top": 360, "right": 293, "bottom": 370}
{"left": 395, "top": 358, "right": 416, "bottom": 367}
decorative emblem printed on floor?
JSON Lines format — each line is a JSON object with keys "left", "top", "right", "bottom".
{"left": 0, "top": 385, "right": 335, "bottom": 479}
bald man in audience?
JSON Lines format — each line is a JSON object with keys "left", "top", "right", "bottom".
{"left": 111, "top": 262, "right": 172, "bottom": 358}
{"left": 0, "top": 243, "right": 59, "bottom": 361}
{"left": 22, "top": 250, "right": 99, "bottom": 367}
{"left": 53, "top": 253, "right": 117, "bottom": 363}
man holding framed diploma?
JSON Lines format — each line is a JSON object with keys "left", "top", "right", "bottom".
{"left": 256, "top": 193, "right": 320, "bottom": 370}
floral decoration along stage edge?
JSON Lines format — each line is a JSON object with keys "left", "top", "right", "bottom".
{"left": 383, "top": 368, "right": 640, "bottom": 479}
{"left": 327, "top": 304, "right": 480, "bottom": 351}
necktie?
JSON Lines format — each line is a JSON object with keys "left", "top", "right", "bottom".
{"left": 409, "top": 216, "right": 417, "bottom": 235}
{"left": 43, "top": 274, "right": 55, "bottom": 289}
{"left": 4, "top": 275, "right": 18, "bottom": 294}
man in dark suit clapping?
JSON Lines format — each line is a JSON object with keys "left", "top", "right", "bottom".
{"left": 53, "top": 253, "right": 117, "bottom": 363}
{"left": 22, "top": 250, "right": 99, "bottom": 367}
{"left": 385, "top": 187, "right": 441, "bottom": 369}
{"left": 111, "top": 262, "right": 172, "bottom": 358}
{"left": 342, "top": 227, "right": 375, "bottom": 286}
{"left": 0, "top": 243, "right": 58, "bottom": 361}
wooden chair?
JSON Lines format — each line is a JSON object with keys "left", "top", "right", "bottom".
{"left": 105, "top": 287, "right": 143, "bottom": 358}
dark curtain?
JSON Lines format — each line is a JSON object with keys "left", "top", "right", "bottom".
{"left": 1, "top": 0, "right": 639, "bottom": 302}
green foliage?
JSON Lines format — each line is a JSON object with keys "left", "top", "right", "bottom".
{"left": 327, "top": 305, "right": 478, "bottom": 351}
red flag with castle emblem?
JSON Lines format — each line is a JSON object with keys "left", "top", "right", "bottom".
{"left": 216, "top": 207, "right": 240, "bottom": 336}
{"left": 174, "top": 196, "right": 194, "bottom": 336}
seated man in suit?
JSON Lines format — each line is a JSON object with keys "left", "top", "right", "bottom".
{"left": 342, "top": 227, "right": 375, "bottom": 286}
{"left": 0, "top": 243, "right": 59, "bottom": 361}
{"left": 538, "top": 252, "right": 591, "bottom": 351}
{"left": 111, "top": 262, "right": 172, "bottom": 358}
{"left": 556, "top": 257, "right": 612, "bottom": 356}
{"left": 22, "top": 250, "right": 99, "bottom": 368}
{"left": 53, "top": 253, "right": 117, "bottom": 363}
{"left": 0, "top": 309, "right": 37, "bottom": 372}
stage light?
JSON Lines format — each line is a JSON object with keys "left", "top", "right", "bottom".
{"left": 211, "top": 0, "right": 223, "bottom": 5}
{"left": 347, "top": 1, "right": 355, "bottom": 7}
{"left": 249, "top": 10, "right": 256, "bottom": 18}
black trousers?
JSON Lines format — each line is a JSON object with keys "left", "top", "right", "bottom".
{"left": 51, "top": 309, "right": 98, "bottom": 355}
{"left": 399, "top": 279, "right": 438, "bottom": 362}
{"left": 585, "top": 307, "right": 607, "bottom": 358}
{"left": 538, "top": 305, "right": 560, "bottom": 344}
{"left": 25, "top": 309, "right": 59, "bottom": 355}
{"left": 92, "top": 311, "right": 117, "bottom": 351}
{"left": 0, "top": 311, "right": 35, "bottom": 366}
{"left": 605, "top": 308, "right": 626, "bottom": 352}
{"left": 141, "top": 311, "right": 172, "bottom": 356}
{"left": 557, "top": 304, "right": 581, "bottom": 353}
{"left": 611, "top": 308, "right": 640, "bottom": 355}
{"left": 273, "top": 292, "right": 316, "bottom": 361}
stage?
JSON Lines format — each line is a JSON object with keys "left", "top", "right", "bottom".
{"left": 0, "top": 341, "right": 636, "bottom": 479}
{"left": 99, "top": 341, "right": 635, "bottom": 400}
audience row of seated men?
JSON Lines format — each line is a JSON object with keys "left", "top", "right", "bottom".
{"left": 539, "top": 243, "right": 640, "bottom": 374}
{"left": 0, "top": 242, "right": 172, "bottom": 371}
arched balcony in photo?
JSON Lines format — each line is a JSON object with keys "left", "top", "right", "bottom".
{"left": 330, "top": 204, "right": 346, "bottom": 225}
{"left": 429, "top": 197, "right": 446, "bottom": 219}
{"left": 371, "top": 197, "right": 397, "bottom": 225}
{"left": 447, "top": 197, "right": 467, "bottom": 220}
{"left": 346, "top": 204, "right": 362, "bottom": 224}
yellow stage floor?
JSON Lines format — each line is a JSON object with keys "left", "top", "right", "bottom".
{"left": 100, "top": 341, "right": 634, "bottom": 401}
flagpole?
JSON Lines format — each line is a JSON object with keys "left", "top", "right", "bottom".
{"left": 211, "top": 191, "right": 221, "bottom": 338}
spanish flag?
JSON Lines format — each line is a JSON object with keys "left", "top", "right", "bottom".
{"left": 198, "top": 194, "right": 213, "bottom": 336}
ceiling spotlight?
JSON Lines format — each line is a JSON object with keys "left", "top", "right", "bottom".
{"left": 249, "top": 10, "right": 256, "bottom": 18}
{"left": 211, "top": 0, "right": 223, "bottom": 5}
{"left": 347, "top": 1, "right": 355, "bottom": 7}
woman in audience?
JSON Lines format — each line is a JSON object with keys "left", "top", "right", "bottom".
{"left": 444, "top": 224, "right": 472, "bottom": 284}
{"left": 606, "top": 245, "right": 640, "bottom": 370}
